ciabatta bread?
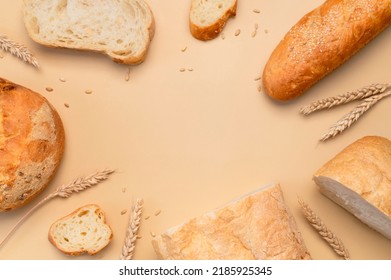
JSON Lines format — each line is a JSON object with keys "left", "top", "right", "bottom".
{"left": 314, "top": 136, "right": 391, "bottom": 240}
{"left": 0, "top": 78, "right": 65, "bottom": 212}
{"left": 48, "top": 204, "right": 113, "bottom": 256}
{"left": 22, "top": 0, "right": 155, "bottom": 65}
{"left": 152, "top": 183, "right": 311, "bottom": 260}
{"left": 190, "top": 0, "right": 237, "bottom": 40}
{"left": 262, "top": 0, "right": 391, "bottom": 101}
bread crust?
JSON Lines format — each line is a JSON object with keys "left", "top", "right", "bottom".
{"left": 315, "top": 136, "right": 391, "bottom": 218}
{"left": 189, "top": 0, "right": 237, "bottom": 40}
{"left": 152, "top": 183, "right": 311, "bottom": 260}
{"left": 0, "top": 78, "right": 65, "bottom": 212}
{"left": 262, "top": 0, "right": 391, "bottom": 101}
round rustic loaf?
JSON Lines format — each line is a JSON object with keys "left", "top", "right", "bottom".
{"left": 0, "top": 77, "right": 65, "bottom": 212}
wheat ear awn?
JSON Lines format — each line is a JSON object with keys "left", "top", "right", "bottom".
{"left": 0, "top": 169, "right": 115, "bottom": 249}
{"left": 0, "top": 34, "right": 40, "bottom": 68}
{"left": 300, "top": 83, "right": 390, "bottom": 115}
{"left": 320, "top": 90, "right": 391, "bottom": 141}
{"left": 298, "top": 198, "right": 350, "bottom": 260}
{"left": 120, "top": 198, "right": 143, "bottom": 260}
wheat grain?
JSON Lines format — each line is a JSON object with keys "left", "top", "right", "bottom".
{"left": 300, "top": 83, "right": 390, "bottom": 115}
{"left": 298, "top": 198, "right": 350, "bottom": 260}
{"left": 0, "top": 169, "right": 115, "bottom": 249}
{"left": 320, "top": 90, "right": 391, "bottom": 141}
{"left": 0, "top": 34, "right": 39, "bottom": 68}
{"left": 120, "top": 198, "right": 143, "bottom": 260}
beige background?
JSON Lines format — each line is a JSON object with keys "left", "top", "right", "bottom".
{"left": 1, "top": 0, "right": 390, "bottom": 260}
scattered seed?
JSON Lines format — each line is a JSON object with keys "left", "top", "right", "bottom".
{"left": 59, "top": 77, "right": 66, "bottom": 82}
{"left": 0, "top": 53, "right": 3, "bottom": 59}
{"left": 136, "top": 235, "right": 142, "bottom": 239}
{"left": 64, "top": 103, "right": 70, "bottom": 108}
{"left": 84, "top": 89, "right": 93, "bottom": 94}
{"left": 150, "top": 231, "right": 156, "bottom": 238}
{"left": 181, "top": 46, "right": 187, "bottom": 52}
{"left": 264, "top": 29, "right": 269, "bottom": 34}
{"left": 179, "top": 68, "right": 186, "bottom": 72}
{"left": 221, "top": 32, "right": 225, "bottom": 40}
{"left": 253, "top": 9, "right": 261, "bottom": 14}
{"left": 234, "top": 29, "right": 241, "bottom": 36}
{"left": 251, "top": 30, "right": 257, "bottom": 38}
{"left": 154, "top": 209, "right": 162, "bottom": 216}
{"left": 121, "top": 209, "right": 128, "bottom": 215}
{"left": 144, "top": 215, "right": 150, "bottom": 220}
{"left": 254, "top": 23, "right": 259, "bottom": 30}
{"left": 45, "top": 87, "right": 54, "bottom": 92}
{"left": 254, "top": 76, "right": 261, "bottom": 81}
{"left": 187, "top": 68, "right": 194, "bottom": 72}
{"left": 125, "top": 67, "right": 131, "bottom": 81}
{"left": 122, "top": 187, "right": 126, "bottom": 193}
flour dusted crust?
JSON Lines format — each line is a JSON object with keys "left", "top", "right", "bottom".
{"left": 314, "top": 136, "right": 391, "bottom": 239}
{"left": 262, "top": 0, "right": 391, "bottom": 101}
{"left": 152, "top": 183, "right": 311, "bottom": 260}
{"left": 0, "top": 78, "right": 65, "bottom": 212}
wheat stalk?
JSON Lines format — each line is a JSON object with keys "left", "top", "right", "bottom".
{"left": 0, "top": 34, "right": 39, "bottom": 68}
{"left": 300, "top": 83, "right": 390, "bottom": 115}
{"left": 120, "top": 198, "right": 143, "bottom": 260}
{"left": 320, "top": 90, "right": 391, "bottom": 141}
{"left": 0, "top": 169, "right": 115, "bottom": 249}
{"left": 298, "top": 198, "right": 350, "bottom": 260}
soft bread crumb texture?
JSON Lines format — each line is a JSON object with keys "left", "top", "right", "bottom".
{"left": 314, "top": 136, "right": 391, "bottom": 240}
{"left": 22, "top": 0, "right": 155, "bottom": 64}
{"left": 190, "top": 0, "right": 237, "bottom": 40}
{"left": 49, "top": 204, "right": 113, "bottom": 256}
{"left": 0, "top": 78, "right": 65, "bottom": 212}
{"left": 152, "top": 183, "right": 311, "bottom": 260}
{"left": 262, "top": 0, "right": 391, "bottom": 101}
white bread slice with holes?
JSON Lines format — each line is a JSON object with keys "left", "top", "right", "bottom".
{"left": 48, "top": 204, "right": 113, "bottom": 256}
{"left": 22, "top": 0, "right": 155, "bottom": 65}
{"left": 190, "top": 0, "right": 237, "bottom": 40}
{"left": 152, "top": 183, "right": 311, "bottom": 259}
{"left": 314, "top": 136, "right": 391, "bottom": 240}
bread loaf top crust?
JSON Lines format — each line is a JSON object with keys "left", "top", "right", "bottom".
{"left": 315, "top": 136, "right": 391, "bottom": 217}
{"left": 152, "top": 183, "right": 311, "bottom": 260}
{"left": 262, "top": 0, "right": 391, "bottom": 101}
{"left": 0, "top": 78, "right": 65, "bottom": 212}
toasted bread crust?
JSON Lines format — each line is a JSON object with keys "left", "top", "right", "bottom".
{"left": 0, "top": 78, "right": 65, "bottom": 212}
{"left": 262, "top": 0, "right": 391, "bottom": 101}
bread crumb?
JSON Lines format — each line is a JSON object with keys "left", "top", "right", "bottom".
{"left": 253, "top": 9, "right": 261, "bottom": 14}
{"left": 84, "top": 90, "right": 93, "bottom": 94}
{"left": 64, "top": 103, "right": 70, "bottom": 108}
{"left": 154, "top": 209, "right": 162, "bottom": 216}
{"left": 150, "top": 231, "right": 156, "bottom": 238}
{"left": 45, "top": 87, "right": 54, "bottom": 92}
{"left": 59, "top": 78, "right": 66, "bottom": 82}
{"left": 234, "top": 29, "right": 241, "bottom": 36}
{"left": 121, "top": 209, "right": 127, "bottom": 215}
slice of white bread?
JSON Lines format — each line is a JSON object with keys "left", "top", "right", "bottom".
{"left": 48, "top": 204, "right": 113, "bottom": 256}
{"left": 22, "top": 0, "right": 155, "bottom": 65}
{"left": 190, "top": 0, "right": 237, "bottom": 40}
{"left": 152, "top": 183, "right": 311, "bottom": 260}
{"left": 314, "top": 136, "right": 391, "bottom": 240}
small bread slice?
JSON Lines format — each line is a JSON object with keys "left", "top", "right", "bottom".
{"left": 152, "top": 183, "right": 311, "bottom": 260}
{"left": 314, "top": 136, "right": 391, "bottom": 240}
{"left": 190, "top": 0, "right": 237, "bottom": 40}
{"left": 49, "top": 204, "right": 113, "bottom": 256}
{"left": 22, "top": 0, "right": 155, "bottom": 65}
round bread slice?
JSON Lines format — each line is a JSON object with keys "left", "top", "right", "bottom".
{"left": 0, "top": 77, "right": 65, "bottom": 212}
{"left": 48, "top": 204, "right": 113, "bottom": 256}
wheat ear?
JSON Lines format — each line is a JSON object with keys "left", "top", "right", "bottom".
{"left": 120, "top": 198, "right": 143, "bottom": 260}
{"left": 320, "top": 90, "right": 391, "bottom": 141}
{"left": 0, "top": 169, "right": 115, "bottom": 249}
{"left": 298, "top": 198, "right": 350, "bottom": 260}
{"left": 300, "top": 83, "right": 390, "bottom": 115}
{"left": 0, "top": 34, "right": 39, "bottom": 68}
